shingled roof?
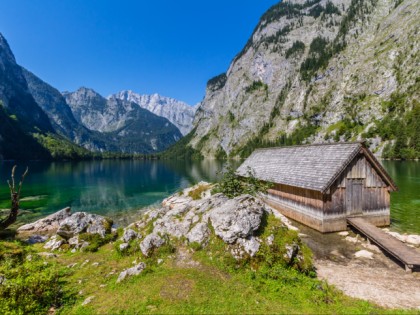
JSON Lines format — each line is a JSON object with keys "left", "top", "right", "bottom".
{"left": 236, "top": 142, "right": 396, "bottom": 193}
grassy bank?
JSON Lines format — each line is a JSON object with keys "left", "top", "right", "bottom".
{"left": 0, "top": 214, "right": 415, "bottom": 314}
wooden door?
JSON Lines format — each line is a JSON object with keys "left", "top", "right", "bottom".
{"left": 346, "top": 179, "right": 363, "bottom": 215}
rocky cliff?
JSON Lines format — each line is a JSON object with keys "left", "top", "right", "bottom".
{"left": 190, "top": 0, "right": 420, "bottom": 158}
{"left": 22, "top": 68, "right": 112, "bottom": 152}
{"left": 64, "top": 88, "right": 183, "bottom": 153}
{"left": 0, "top": 33, "right": 56, "bottom": 159}
{"left": 112, "top": 90, "right": 197, "bottom": 136}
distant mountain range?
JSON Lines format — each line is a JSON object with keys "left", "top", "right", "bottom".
{"left": 112, "top": 90, "right": 197, "bottom": 136}
{"left": 0, "top": 32, "right": 195, "bottom": 159}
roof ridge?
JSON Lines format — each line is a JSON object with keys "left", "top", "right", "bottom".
{"left": 252, "top": 141, "right": 364, "bottom": 152}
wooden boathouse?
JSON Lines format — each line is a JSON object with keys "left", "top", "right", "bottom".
{"left": 237, "top": 142, "right": 398, "bottom": 233}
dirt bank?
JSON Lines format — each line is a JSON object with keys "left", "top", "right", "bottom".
{"left": 296, "top": 222, "right": 420, "bottom": 309}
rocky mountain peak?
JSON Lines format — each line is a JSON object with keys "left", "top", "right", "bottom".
{"left": 111, "top": 90, "right": 197, "bottom": 135}
{"left": 0, "top": 32, "right": 16, "bottom": 66}
{"left": 190, "top": 0, "right": 420, "bottom": 159}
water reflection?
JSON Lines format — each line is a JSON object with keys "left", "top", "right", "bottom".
{"left": 382, "top": 160, "right": 420, "bottom": 233}
{"left": 1, "top": 159, "right": 416, "bottom": 233}
{"left": 0, "top": 160, "right": 231, "bottom": 223}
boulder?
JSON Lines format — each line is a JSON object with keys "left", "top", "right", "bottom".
{"left": 345, "top": 236, "right": 359, "bottom": 244}
{"left": 57, "top": 212, "right": 112, "bottom": 239}
{"left": 82, "top": 296, "right": 95, "bottom": 306}
{"left": 266, "top": 234, "right": 274, "bottom": 246}
{"left": 338, "top": 231, "right": 349, "bottom": 237}
{"left": 237, "top": 236, "right": 261, "bottom": 257}
{"left": 44, "top": 235, "right": 65, "bottom": 251}
{"left": 209, "top": 195, "right": 264, "bottom": 244}
{"left": 119, "top": 243, "right": 129, "bottom": 251}
{"left": 388, "top": 231, "right": 407, "bottom": 243}
{"left": 116, "top": 262, "right": 146, "bottom": 283}
{"left": 122, "top": 229, "right": 138, "bottom": 243}
{"left": 17, "top": 207, "right": 71, "bottom": 235}
{"left": 26, "top": 235, "right": 48, "bottom": 244}
{"left": 354, "top": 250, "right": 374, "bottom": 259}
{"left": 140, "top": 234, "right": 165, "bottom": 256}
{"left": 186, "top": 222, "right": 210, "bottom": 245}
{"left": 406, "top": 235, "right": 420, "bottom": 246}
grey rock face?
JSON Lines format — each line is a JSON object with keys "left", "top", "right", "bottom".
{"left": 112, "top": 90, "right": 197, "bottom": 135}
{"left": 237, "top": 236, "right": 261, "bottom": 257}
{"left": 209, "top": 195, "right": 264, "bottom": 244}
{"left": 122, "top": 228, "right": 138, "bottom": 243}
{"left": 189, "top": 0, "right": 420, "bottom": 157}
{"left": 17, "top": 207, "right": 72, "bottom": 235}
{"left": 44, "top": 235, "right": 65, "bottom": 251}
{"left": 133, "top": 183, "right": 271, "bottom": 259}
{"left": 26, "top": 235, "right": 48, "bottom": 244}
{"left": 139, "top": 234, "right": 165, "bottom": 256}
{"left": 0, "top": 33, "right": 53, "bottom": 134}
{"left": 22, "top": 69, "right": 108, "bottom": 152}
{"left": 57, "top": 212, "right": 112, "bottom": 239}
{"left": 116, "top": 262, "right": 146, "bottom": 283}
{"left": 64, "top": 87, "right": 183, "bottom": 153}
{"left": 186, "top": 222, "right": 210, "bottom": 245}
{"left": 119, "top": 243, "right": 129, "bottom": 251}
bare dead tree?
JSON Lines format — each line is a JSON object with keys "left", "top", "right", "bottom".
{"left": 0, "top": 166, "right": 29, "bottom": 230}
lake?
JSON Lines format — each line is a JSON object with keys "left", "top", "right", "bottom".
{"left": 0, "top": 160, "right": 419, "bottom": 233}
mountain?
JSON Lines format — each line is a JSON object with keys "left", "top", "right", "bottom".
{"left": 64, "top": 88, "right": 182, "bottom": 153}
{"left": 0, "top": 32, "right": 185, "bottom": 158}
{"left": 112, "top": 90, "right": 197, "bottom": 135}
{"left": 0, "top": 33, "right": 56, "bottom": 159}
{"left": 0, "top": 34, "right": 53, "bottom": 135}
{"left": 189, "top": 0, "right": 420, "bottom": 159}
{"left": 22, "top": 68, "right": 112, "bottom": 152}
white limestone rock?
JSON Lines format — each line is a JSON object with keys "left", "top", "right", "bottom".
{"left": 112, "top": 90, "right": 197, "bottom": 135}
{"left": 186, "top": 222, "right": 210, "bottom": 245}
{"left": 236, "top": 236, "right": 261, "bottom": 257}
{"left": 44, "top": 235, "right": 65, "bottom": 251}
{"left": 122, "top": 228, "right": 138, "bottom": 243}
{"left": 406, "top": 235, "right": 420, "bottom": 247}
{"left": 209, "top": 195, "right": 264, "bottom": 244}
{"left": 116, "top": 262, "right": 146, "bottom": 283}
{"left": 139, "top": 234, "right": 165, "bottom": 256}
{"left": 354, "top": 250, "right": 374, "bottom": 260}
{"left": 57, "top": 212, "right": 112, "bottom": 239}
{"left": 17, "top": 207, "right": 71, "bottom": 235}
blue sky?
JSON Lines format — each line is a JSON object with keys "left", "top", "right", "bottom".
{"left": 0, "top": 0, "right": 278, "bottom": 105}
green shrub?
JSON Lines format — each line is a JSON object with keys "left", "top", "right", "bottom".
{"left": 0, "top": 245, "right": 73, "bottom": 314}
{"left": 245, "top": 81, "right": 268, "bottom": 93}
{"left": 285, "top": 41, "right": 305, "bottom": 59}
{"left": 188, "top": 184, "right": 211, "bottom": 200}
{"left": 212, "top": 166, "right": 273, "bottom": 198}
{"left": 78, "top": 232, "right": 116, "bottom": 252}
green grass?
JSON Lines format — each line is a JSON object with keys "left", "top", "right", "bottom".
{"left": 188, "top": 184, "right": 211, "bottom": 200}
{"left": 1, "top": 214, "right": 416, "bottom": 314}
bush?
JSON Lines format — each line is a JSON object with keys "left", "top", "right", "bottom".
{"left": 212, "top": 166, "right": 273, "bottom": 198}
{"left": 0, "top": 243, "right": 73, "bottom": 314}
{"left": 285, "top": 41, "right": 305, "bottom": 59}
{"left": 78, "top": 232, "right": 116, "bottom": 252}
{"left": 188, "top": 184, "right": 211, "bottom": 200}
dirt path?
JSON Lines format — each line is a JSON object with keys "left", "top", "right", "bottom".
{"left": 293, "top": 222, "right": 420, "bottom": 310}
{"left": 316, "top": 259, "right": 420, "bottom": 309}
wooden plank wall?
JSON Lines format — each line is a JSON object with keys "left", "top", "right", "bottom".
{"left": 325, "top": 154, "right": 390, "bottom": 215}
{"left": 268, "top": 153, "right": 390, "bottom": 225}
{"left": 267, "top": 184, "right": 324, "bottom": 220}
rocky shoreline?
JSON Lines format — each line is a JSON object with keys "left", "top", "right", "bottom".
{"left": 14, "top": 182, "right": 420, "bottom": 309}
{"left": 16, "top": 182, "right": 312, "bottom": 283}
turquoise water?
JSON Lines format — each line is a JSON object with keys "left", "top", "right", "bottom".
{"left": 0, "top": 160, "right": 418, "bottom": 233}
{"left": 0, "top": 160, "right": 226, "bottom": 224}
{"left": 382, "top": 160, "right": 420, "bottom": 234}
